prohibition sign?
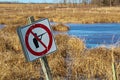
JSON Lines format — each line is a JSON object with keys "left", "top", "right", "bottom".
{"left": 25, "top": 24, "right": 53, "bottom": 56}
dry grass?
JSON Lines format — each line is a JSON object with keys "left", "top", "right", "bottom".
{"left": 52, "top": 23, "right": 69, "bottom": 31}
{"left": 0, "top": 3, "right": 120, "bottom": 80}
{"left": 49, "top": 35, "right": 120, "bottom": 80}
{"left": 0, "top": 4, "right": 120, "bottom": 26}
{"left": 48, "top": 34, "right": 85, "bottom": 79}
{"left": 67, "top": 37, "right": 85, "bottom": 58}
{"left": 1, "top": 30, "right": 120, "bottom": 79}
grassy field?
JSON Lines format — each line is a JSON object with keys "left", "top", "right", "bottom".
{"left": 0, "top": 3, "right": 120, "bottom": 80}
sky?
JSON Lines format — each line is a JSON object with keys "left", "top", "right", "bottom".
{"left": 0, "top": 0, "right": 51, "bottom": 3}
{"left": 0, "top": 0, "right": 90, "bottom": 3}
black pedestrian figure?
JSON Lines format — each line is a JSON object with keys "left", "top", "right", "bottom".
{"left": 33, "top": 32, "right": 46, "bottom": 48}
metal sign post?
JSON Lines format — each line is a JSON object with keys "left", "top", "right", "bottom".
{"left": 27, "top": 16, "right": 53, "bottom": 80}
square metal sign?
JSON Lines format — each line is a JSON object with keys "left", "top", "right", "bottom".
{"left": 17, "top": 19, "right": 57, "bottom": 61}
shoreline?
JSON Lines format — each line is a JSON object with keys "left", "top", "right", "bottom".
{"left": 53, "top": 21, "right": 120, "bottom": 25}
{"left": 53, "top": 20, "right": 120, "bottom": 24}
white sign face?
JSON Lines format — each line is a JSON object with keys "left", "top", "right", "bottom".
{"left": 17, "top": 19, "right": 57, "bottom": 61}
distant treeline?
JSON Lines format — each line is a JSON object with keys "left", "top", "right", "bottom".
{"left": 60, "top": 0, "right": 120, "bottom": 6}
{"left": 91, "top": 0, "right": 120, "bottom": 6}
{"left": 0, "top": 0, "right": 120, "bottom": 6}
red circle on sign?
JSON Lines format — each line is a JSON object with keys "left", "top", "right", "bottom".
{"left": 25, "top": 24, "right": 53, "bottom": 56}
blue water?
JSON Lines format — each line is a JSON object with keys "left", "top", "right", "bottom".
{"left": 0, "top": 25, "right": 5, "bottom": 29}
{"left": 67, "top": 23, "right": 120, "bottom": 48}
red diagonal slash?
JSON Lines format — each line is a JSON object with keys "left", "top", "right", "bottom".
{"left": 31, "top": 31, "right": 47, "bottom": 49}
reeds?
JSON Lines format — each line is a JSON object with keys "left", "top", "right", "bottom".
{"left": 0, "top": 4, "right": 120, "bottom": 26}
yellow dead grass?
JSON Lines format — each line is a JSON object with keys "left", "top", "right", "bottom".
{"left": 0, "top": 4, "right": 120, "bottom": 80}
{"left": 67, "top": 37, "right": 85, "bottom": 58}
{"left": 52, "top": 23, "right": 69, "bottom": 31}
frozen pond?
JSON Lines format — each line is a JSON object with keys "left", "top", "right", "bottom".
{"left": 67, "top": 23, "right": 120, "bottom": 48}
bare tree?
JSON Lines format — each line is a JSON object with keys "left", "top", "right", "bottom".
{"left": 63, "top": 0, "right": 67, "bottom": 4}
{"left": 91, "top": 0, "right": 119, "bottom": 6}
